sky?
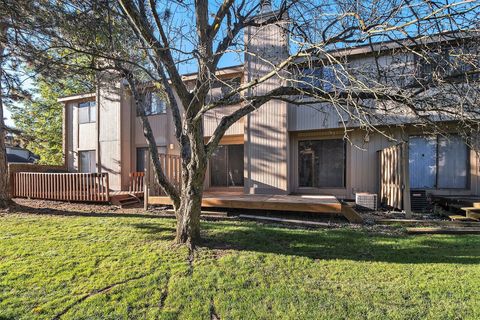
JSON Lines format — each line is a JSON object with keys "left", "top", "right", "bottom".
{"left": 4, "top": 108, "right": 13, "bottom": 128}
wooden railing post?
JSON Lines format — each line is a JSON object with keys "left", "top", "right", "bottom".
{"left": 105, "top": 173, "right": 110, "bottom": 202}
{"left": 144, "top": 151, "right": 150, "bottom": 210}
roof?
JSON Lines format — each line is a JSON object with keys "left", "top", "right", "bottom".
{"left": 306, "top": 30, "right": 479, "bottom": 60}
{"left": 57, "top": 65, "right": 244, "bottom": 102}
{"left": 57, "top": 92, "right": 96, "bottom": 103}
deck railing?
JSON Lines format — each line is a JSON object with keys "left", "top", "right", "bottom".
{"left": 147, "top": 154, "right": 182, "bottom": 196}
{"left": 12, "top": 172, "right": 110, "bottom": 202}
{"left": 129, "top": 172, "right": 145, "bottom": 193}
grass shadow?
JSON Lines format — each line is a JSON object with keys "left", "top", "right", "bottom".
{"left": 200, "top": 221, "right": 480, "bottom": 265}
{"left": 131, "top": 223, "right": 176, "bottom": 241}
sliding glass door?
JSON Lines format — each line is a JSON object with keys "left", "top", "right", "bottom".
{"left": 298, "top": 139, "right": 346, "bottom": 189}
{"left": 210, "top": 144, "right": 244, "bottom": 187}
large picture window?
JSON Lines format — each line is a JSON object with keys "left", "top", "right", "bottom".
{"left": 298, "top": 139, "right": 346, "bottom": 188}
{"left": 409, "top": 135, "right": 468, "bottom": 189}
{"left": 78, "top": 101, "right": 96, "bottom": 124}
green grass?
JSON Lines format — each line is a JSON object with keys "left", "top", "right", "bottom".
{"left": 0, "top": 212, "right": 479, "bottom": 320}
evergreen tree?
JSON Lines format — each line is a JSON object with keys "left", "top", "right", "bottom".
{"left": 10, "top": 76, "right": 93, "bottom": 165}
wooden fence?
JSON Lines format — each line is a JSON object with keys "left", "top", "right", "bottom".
{"left": 12, "top": 172, "right": 110, "bottom": 202}
{"left": 146, "top": 154, "right": 182, "bottom": 196}
{"left": 378, "top": 143, "right": 411, "bottom": 214}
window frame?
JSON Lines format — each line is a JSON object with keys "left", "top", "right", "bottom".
{"left": 297, "top": 65, "right": 349, "bottom": 92}
{"left": 78, "top": 101, "right": 96, "bottom": 124}
{"left": 136, "top": 147, "right": 149, "bottom": 173}
{"left": 137, "top": 92, "right": 167, "bottom": 117}
{"left": 297, "top": 138, "right": 347, "bottom": 189}
{"left": 209, "top": 144, "right": 244, "bottom": 188}
{"left": 409, "top": 134, "right": 470, "bottom": 190}
{"left": 78, "top": 150, "right": 96, "bottom": 173}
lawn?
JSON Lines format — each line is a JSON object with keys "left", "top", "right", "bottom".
{"left": 0, "top": 210, "right": 479, "bottom": 320}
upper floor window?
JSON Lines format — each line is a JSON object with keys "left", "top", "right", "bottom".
{"left": 78, "top": 101, "right": 96, "bottom": 124}
{"left": 207, "top": 77, "right": 241, "bottom": 103}
{"left": 138, "top": 92, "right": 167, "bottom": 116}
{"left": 416, "top": 44, "right": 479, "bottom": 82}
{"left": 297, "top": 65, "right": 349, "bottom": 92}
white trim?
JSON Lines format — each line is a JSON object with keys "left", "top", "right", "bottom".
{"left": 57, "top": 93, "right": 96, "bottom": 102}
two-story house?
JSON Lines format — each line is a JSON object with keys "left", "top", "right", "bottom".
{"left": 58, "top": 7, "right": 480, "bottom": 211}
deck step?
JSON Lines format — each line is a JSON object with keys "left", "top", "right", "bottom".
{"left": 239, "top": 214, "right": 334, "bottom": 228}
{"left": 407, "top": 227, "right": 480, "bottom": 235}
{"left": 449, "top": 215, "right": 479, "bottom": 222}
{"left": 111, "top": 195, "right": 142, "bottom": 208}
{"left": 341, "top": 204, "right": 363, "bottom": 224}
{"left": 459, "top": 207, "right": 480, "bottom": 221}
{"left": 467, "top": 212, "right": 480, "bottom": 220}
{"left": 460, "top": 207, "right": 480, "bottom": 212}
{"left": 378, "top": 219, "right": 480, "bottom": 227}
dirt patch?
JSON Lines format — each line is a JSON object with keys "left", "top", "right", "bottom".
{"left": 8, "top": 198, "right": 168, "bottom": 216}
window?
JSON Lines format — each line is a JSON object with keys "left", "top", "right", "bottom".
{"left": 138, "top": 92, "right": 166, "bottom": 116}
{"left": 297, "top": 65, "right": 348, "bottom": 91}
{"left": 136, "top": 147, "right": 148, "bottom": 172}
{"left": 416, "top": 44, "right": 479, "bottom": 82}
{"left": 409, "top": 135, "right": 468, "bottom": 189}
{"left": 298, "top": 68, "right": 323, "bottom": 88}
{"left": 207, "top": 77, "right": 241, "bottom": 103}
{"left": 79, "top": 150, "right": 96, "bottom": 173}
{"left": 79, "top": 101, "right": 96, "bottom": 124}
{"left": 298, "top": 139, "right": 346, "bottom": 188}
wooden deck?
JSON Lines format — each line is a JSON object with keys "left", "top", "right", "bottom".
{"left": 149, "top": 192, "right": 343, "bottom": 214}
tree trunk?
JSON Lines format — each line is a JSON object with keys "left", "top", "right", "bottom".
{"left": 174, "top": 142, "right": 207, "bottom": 245}
{"left": 175, "top": 187, "right": 203, "bottom": 245}
{"left": 0, "top": 23, "right": 11, "bottom": 209}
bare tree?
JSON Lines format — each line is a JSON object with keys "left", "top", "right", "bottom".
{"left": 3, "top": 0, "right": 480, "bottom": 244}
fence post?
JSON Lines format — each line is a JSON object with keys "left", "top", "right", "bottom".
{"left": 144, "top": 152, "right": 150, "bottom": 210}
{"left": 105, "top": 173, "right": 110, "bottom": 202}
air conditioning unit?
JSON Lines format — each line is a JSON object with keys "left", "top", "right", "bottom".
{"left": 355, "top": 193, "right": 378, "bottom": 210}
{"left": 410, "top": 190, "right": 428, "bottom": 212}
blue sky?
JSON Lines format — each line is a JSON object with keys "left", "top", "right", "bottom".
{"left": 4, "top": 108, "right": 13, "bottom": 127}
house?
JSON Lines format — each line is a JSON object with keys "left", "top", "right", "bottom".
{"left": 58, "top": 6, "right": 480, "bottom": 211}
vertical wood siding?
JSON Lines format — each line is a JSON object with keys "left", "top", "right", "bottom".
{"left": 98, "top": 81, "right": 123, "bottom": 190}
{"left": 244, "top": 13, "right": 290, "bottom": 194}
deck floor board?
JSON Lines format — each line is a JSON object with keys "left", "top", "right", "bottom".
{"left": 149, "top": 192, "right": 342, "bottom": 214}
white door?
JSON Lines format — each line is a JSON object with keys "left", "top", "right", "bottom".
{"left": 409, "top": 136, "right": 437, "bottom": 189}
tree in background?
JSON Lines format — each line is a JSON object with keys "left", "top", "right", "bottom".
{"left": 9, "top": 76, "right": 93, "bottom": 165}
